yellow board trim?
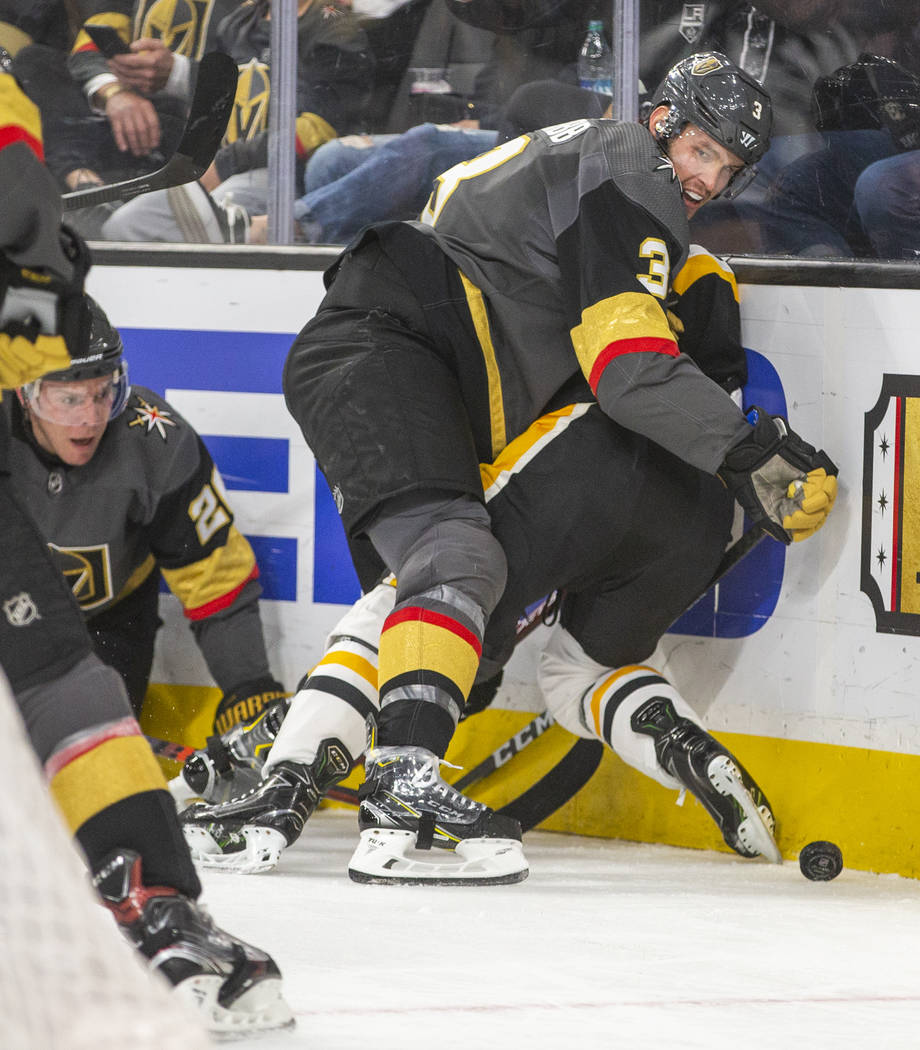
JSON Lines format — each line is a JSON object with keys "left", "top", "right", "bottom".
{"left": 143, "top": 680, "right": 920, "bottom": 880}
{"left": 440, "top": 709, "right": 920, "bottom": 879}
{"left": 458, "top": 271, "right": 506, "bottom": 458}
{"left": 50, "top": 735, "right": 165, "bottom": 834}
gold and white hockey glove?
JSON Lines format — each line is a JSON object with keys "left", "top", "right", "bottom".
{"left": 717, "top": 407, "right": 838, "bottom": 544}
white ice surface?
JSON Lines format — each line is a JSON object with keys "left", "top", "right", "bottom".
{"left": 199, "top": 810, "right": 920, "bottom": 1050}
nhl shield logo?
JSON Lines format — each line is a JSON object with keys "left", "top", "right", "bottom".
{"left": 3, "top": 592, "right": 40, "bottom": 627}
{"left": 861, "top": 374, "right": 920, "bottom": 634}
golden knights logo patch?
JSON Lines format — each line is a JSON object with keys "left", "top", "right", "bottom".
{"left": 690, "top": 53, "right": 724, "bottom": 77}
{"left": 225, "top": 58, "right": 270, "bottom": 145}
{"left": 49, "top": 544, "right": 114, "bottom": 611}
{"left": 134, "top": 0, "right": 217, "bottom": 59}
{"left": 862, "top": 375, "right": 920, "bottom": 634}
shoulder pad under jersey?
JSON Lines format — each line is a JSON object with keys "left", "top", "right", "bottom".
{"left": 596, "top": 121, "right": 690, "bottom": 264}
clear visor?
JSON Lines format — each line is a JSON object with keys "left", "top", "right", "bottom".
{"left": 22, "top": 364, "right": 130, "bottom": 427}
{"left": 717, "top": 163, "right": 758, "bottom": 200}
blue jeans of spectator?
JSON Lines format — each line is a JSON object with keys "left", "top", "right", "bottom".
{"left": 762, "top": 129, "right": 899, "bottom": 257}
{"left": 853, "top": 149, "right": 920, "bottom": 260}
{"left": 294, "top": 124, "right": 499, "bottom": 244}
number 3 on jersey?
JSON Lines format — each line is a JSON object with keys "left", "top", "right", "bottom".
{"left": 636, "top": 238, "right": 670, "bottom": 298}
{"left": 422, "top": 136, "right": 529, "bottom": 226}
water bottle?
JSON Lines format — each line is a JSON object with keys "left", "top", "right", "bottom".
{"left": 577, "top": 20, "right": 613, "bottom": 97}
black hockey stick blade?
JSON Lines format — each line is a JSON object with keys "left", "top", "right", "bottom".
{"left": 62, "top": 50, "right": 238, "bottom": 212}
{"left": 708, "top": 524, "right": 766, "bottom": 590}
{"left": 453, "top": 710, "right": 554, "bottom": 791}
{"left": 497, "top": 738, "right": 604, "bottom": 832}
{"left": 452, "top": 528, "right": 767, "bottom": 810}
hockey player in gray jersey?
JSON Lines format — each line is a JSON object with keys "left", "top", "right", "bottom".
{"left": 0, "top": 71, "right": 291, "bottom": 1032}
{"left": 280, "top": 52, "right": 838, "bottom": 884}
{"left": 5, "top": 295, "right": 288, "bottom": 731}
{"left": 181, "top": 247, "right": 781, "bottom": 878}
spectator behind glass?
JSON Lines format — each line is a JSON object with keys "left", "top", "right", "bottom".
{"left": 277, "top": 80, "right": 607, "bottom": 246}
{"left": 637, "top": 0, "right": 866, "bottom": 253}
{"left": 0, "top": 0, "right": 76, "bottom": 55}
{"left": 238, "top": 0, "right": 615, "bottom": 243}
{"left": 763, "top": 47, "right": 920, "bottom": 259}
{"left": 283, "top": 0, "right": 866, "bottom": 251}
{"left": 13, "top": 0, "right": 237, "bottom": 240}
{"left": 269, "top": 0, "right": 864, "bottom": 249}
{"left": 99, "top": 0, "right": 375, "bottom": 243}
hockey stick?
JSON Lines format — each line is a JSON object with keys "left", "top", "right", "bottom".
{"left": 459, "top": 526, "right": 766, "bottom": 789}
{"left": 146, "top": 736, "right": 196, "bottom": 764}
{"left": 313, "top": 527, "right": 767, "bottom": 816}
{"left": 62, "top": 51, "right": 238, "bottom": 212}
{"left": 153, "top": 529, "right": 766, "bottom": 812}
{"left": 314, "top": 597, "right": 565, "bottom": 807}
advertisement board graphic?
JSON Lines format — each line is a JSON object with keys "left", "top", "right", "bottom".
{"left": 122, "top": 326, "right": 787, "bottom": 638}
{"left": 862, "top": 373, "right": 920, "bottom": 635}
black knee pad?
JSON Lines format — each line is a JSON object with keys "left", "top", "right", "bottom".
{"left": 369, "top": 493, "right": 508, "bottom": 616}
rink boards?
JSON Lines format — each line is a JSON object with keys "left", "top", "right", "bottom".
{"left": 86, "top": 250, "right": 920, "bottom": 879}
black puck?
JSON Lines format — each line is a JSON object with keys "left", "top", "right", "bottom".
{"left": 799, "top": 840, "right": 843, "bottom": 881}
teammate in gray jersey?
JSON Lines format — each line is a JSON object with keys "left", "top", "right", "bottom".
{"left": 6, "top": 295, "right": 289, "bottom": 733}
{"left": 282, "top": 52, "right": 839, "bottom": 884}
{"left": 0, "top": 72, "right": 291, "bottom": 1032}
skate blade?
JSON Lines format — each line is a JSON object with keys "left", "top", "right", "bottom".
{"left": 175, "top": 974, "right": 295, "bottom": 1035}
{"left": 183, "top": 824, "right": 286, "bottom": 875}
{"left": 708, "top": 756, "right": 783, "bottom": 864}
{"left": 347, "top": 828, "right": 529, "bottom": 886}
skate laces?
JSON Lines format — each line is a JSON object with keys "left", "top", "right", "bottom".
{"left": 370, "top": 747, "right": 480, "bottom": 812}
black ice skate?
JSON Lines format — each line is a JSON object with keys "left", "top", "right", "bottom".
{"left": 93, "top": 848, "right": 294, "bottom": 1034}
{"left": 348, "top": 745, "right": 528, "bottom": 885}
{"left": 170, "top": 696, "right": 292, "bottom": 809}
{"left": 180, "top": 738, "right": 353, "bottom": 874}
{"left": 631, "top": 696, "right": 782, "bottom": 863}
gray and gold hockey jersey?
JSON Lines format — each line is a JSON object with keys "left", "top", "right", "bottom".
{"left": 409, "top": 117, "right": 751, "bottom": 472}
{"left": 4, "top": 384, "right": 258, "bottom": 625}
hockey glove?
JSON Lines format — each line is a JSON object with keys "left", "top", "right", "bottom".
{"left": 213, "top": 675, "right": 290, "bottom": 735}
{"left": 717, "top": 407, "right": 838, "bottom": 544}
{"left": 0, "top": 225, "right": 92, "bottom": 389}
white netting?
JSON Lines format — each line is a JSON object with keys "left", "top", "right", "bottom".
{"left": 0, "top": 670, "right": 212, "bottom": 1050}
